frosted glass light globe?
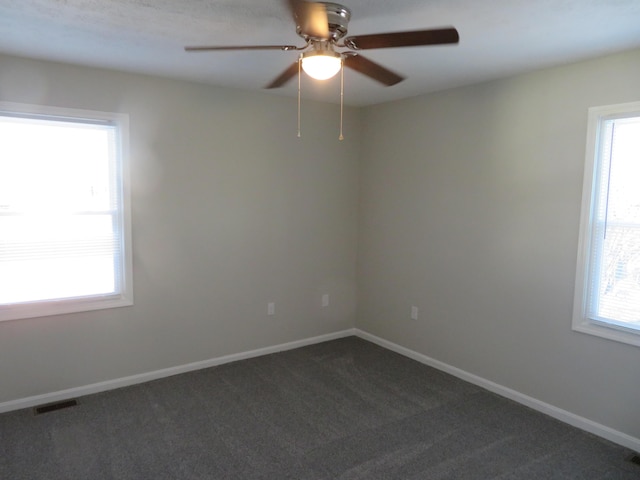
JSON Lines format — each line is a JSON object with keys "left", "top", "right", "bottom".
{"left": 301, "top": 52, "right": 342, "bottom": 80}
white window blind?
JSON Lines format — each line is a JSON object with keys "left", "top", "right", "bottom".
{"left": 573, "top": 101, "right": 640, "bottom": 347}
{"left": 586, "top": 116, "right": 640, "bottom": 329}
{"left": 0, "top": 103, "right": 132, "bottom": 321}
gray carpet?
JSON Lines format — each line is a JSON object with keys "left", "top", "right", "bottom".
{"left": 0, "top": 337, "right": 637, "bottom": 479}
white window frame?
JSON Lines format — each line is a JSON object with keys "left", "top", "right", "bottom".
{"left": 572, "top": 101, "right": 640, "bottom": 347}
{"left": 0, "top": 102, "right": 133, "bottom": 322}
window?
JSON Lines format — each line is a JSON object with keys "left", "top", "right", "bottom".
{"left": 0, "top": 102, "right": 132, "bottom": 321}
{"left": 573, "top": 101, "right": 640, "bottom": 347}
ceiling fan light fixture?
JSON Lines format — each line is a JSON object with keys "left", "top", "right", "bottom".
{"left": 301, "top": 50, "right": 342, "bottom": 80}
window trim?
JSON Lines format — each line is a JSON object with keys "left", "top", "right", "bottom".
{"left": 0, "top": 102, "right": 133, "bottom": 322}
{"left": 572, "top": 101, "right": 640, "bottom": 347}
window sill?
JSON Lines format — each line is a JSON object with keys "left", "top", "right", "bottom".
{"left": 572, "top": 319, "right": 640, "bottom": 348}
{"left": 0, "top": 294, "right": 133, "bottom": 322}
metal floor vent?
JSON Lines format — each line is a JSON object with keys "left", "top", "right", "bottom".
{"left": 629, "top": 454, "right": 640, "bottom": 466}
{"left": 33, "top": 399, "right": 78, "bottom": 415}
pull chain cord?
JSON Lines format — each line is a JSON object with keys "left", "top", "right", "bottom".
{"left": 297, "top": 54, "right": 302, "bottom": 138}
{"left": 339, "top": 59, "right": 345, "bottom": 141}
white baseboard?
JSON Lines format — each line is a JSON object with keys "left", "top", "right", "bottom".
{"left": 354, "top": 329, "right": 640, "bottom": 453}
{"left": 0, "top": 329, "right": 356, "bottom": 415}
{"left": 2, "top": 326, "right": 638, "bottom": 453}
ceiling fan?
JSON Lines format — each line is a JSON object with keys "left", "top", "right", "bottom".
{"left": 185, "top": 0, "right": 459, "bottom": 88}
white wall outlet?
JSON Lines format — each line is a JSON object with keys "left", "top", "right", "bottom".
{"left": 411, "top": 306, "right": 418, "bottom": 320}
{"left": 322, "top": 294, "right": 329, "bottom": 307}
{"left": 267, "top": 302, "right": 275, "bottom": 316}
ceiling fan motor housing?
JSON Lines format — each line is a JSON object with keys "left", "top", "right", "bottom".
{"left": 296, "top": 2, "right": 352, "bottom": 41}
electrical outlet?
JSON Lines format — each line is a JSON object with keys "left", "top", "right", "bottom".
{"left": 322, "top": 294, "right": 329, "bottom": 307}
{"left": 411, "top": 306, "right": 418, "bottom": 320}
{"left": 267, "top": 302, "right": 275, "bottom": 316}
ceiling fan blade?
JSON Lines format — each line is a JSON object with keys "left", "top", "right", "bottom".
{"left": 286, "top": 0, "right": 330, "bottom": 39}
{"left": 265, "top": 62, "right": 299, "bottom": 89}
{"left": 185, "top": 45, "right": 298, "bottom": 52}
{"left": 343, "top": 27, "right": 459, "bottom": 50}
{"left": 343, "top": 54, "right": 404, "bottom": 86}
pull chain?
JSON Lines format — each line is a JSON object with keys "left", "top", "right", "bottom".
{"left": 296, "top": 54, "right": 345, "bottom": 141}
{"left": 339, "top": 59, "right": 345, "bottom": 141}
{"left": 297, "top": 55, "right": 302, "bottom": 138}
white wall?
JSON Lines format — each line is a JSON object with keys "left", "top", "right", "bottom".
{"left": 0, "top": 54, "right": 361, "bottom": 403}
{"left": 357, "top": 48, "right": 640, "bottom": 441}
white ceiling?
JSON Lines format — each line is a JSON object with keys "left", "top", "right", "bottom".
{"left": 1, "top": 0, "right": 639, "bottom": 106}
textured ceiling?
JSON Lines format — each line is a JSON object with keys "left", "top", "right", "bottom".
{"left": 1, "top": 0, "right": 639, "bottom": 106}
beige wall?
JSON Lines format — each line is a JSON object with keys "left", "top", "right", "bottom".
{"left": 0, "top": 54, "right": 361, "bottom": 402}
{"left": 1, "top": 48, "right": 639, "bottom": 444}
{"left": 357, "top": 48, "right": 640, "bottom": 440}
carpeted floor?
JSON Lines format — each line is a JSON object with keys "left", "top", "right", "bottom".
{"left": 0, "top": 336, "right": 637, "bottom": 479}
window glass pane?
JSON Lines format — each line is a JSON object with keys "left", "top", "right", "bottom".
{"left": 589, "top": 117, "right": 640, "bottom": 330}
{"left": 0, "top": 113, "right": 121, "bottom": 307}
{"left": 0, "top": 116, "right": 114, "bottom": 213}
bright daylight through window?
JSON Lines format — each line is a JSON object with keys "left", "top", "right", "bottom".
{"left": 573, "top": 101, "right": 640, "bottom": 347}
{"left": 0, "top": 103, "right": 132, "bottom": 321}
